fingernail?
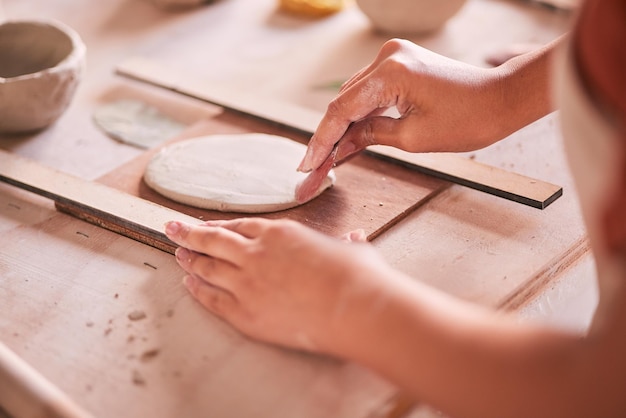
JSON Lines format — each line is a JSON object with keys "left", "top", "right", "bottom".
{"left": 298, "top": 144, "right": 315, "bottom": 172}
{"left": 165, "top": 221, "right": 180, "bottom": 237}
{"left": 349, "top": 229, "right": 367, "bottom": 242}
{"left": 175, "top": 247, "right": 190, "bottom": 263}
{"left": 297, "top": 159, "right": 312, "bottom": 173}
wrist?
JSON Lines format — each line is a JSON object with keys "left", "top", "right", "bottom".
{"left": 490, "top": 40, "right": 558, "bottom": 138}
{"left": 319, "top": 265, "right": 411, "bottom": 362}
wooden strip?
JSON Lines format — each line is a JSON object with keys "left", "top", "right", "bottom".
{"left": 0, "top": 341, "right": 94, "bottom": 418}
{"left": 369, "top": 146, "right": 563, "bottom": 209}
{"left": 116, "top": 56, "right": 563, "bottom": 209}
{"left": 116, "top": 57, "right": 321, "bottom": 137}
{"left": 0, "top": 149, "right": 197, "bottom": 254}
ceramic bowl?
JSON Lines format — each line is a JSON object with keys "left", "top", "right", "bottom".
{"left": 356, "top": 0, "right": 467, "bottom": 34}
{"left": 0, "top": 19, "right": 85, "bottom": 134}
{"left": 151, "top": 0, "right": 208, "bottom": 9}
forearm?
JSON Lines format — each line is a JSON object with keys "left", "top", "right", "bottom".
{"left": 490, "top": 36, "right": 564, "bottom": 139}
{"left": 333, "top": 274, "right": 604, "bottom": 418}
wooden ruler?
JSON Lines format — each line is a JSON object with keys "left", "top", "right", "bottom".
{"left": 0, "top": 149, "right": 196, "bottom": 254}
{"left": 116, "top": 56, "right": 563, "bottom": 210}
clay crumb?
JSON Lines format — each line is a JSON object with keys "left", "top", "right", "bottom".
{"left": 140, "top": 348, "right": 160, "bottom": 362}
{"left": 132, "top": 370, "right": 146, "bottom": 386}
{"left": 128, "top": 310, "right": 147, "bottom": 321}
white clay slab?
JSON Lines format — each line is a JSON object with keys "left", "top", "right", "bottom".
{"left": 143, "top": 133, "right": 336, "bottom": 213}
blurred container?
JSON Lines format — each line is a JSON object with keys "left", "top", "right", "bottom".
{"left": 279, "top": 0, "right": 345, "bottom": 17}
{"left": 150, "top": 0, "right": 210, "bottom": 10}
{"left": 0, "top": 19, "right": 85, "bottom": 134}
{"left": 356, "top": 0, "right": 467, "bottom": 34}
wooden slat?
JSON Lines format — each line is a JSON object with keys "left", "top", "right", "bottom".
{"left": 0, "top": 149, "right": 197, "bottom": 254}
{"left": 0, "top": 144, "right": 447, "bottom": 251}
{"left": 116, "top": 56, "right": 563, "bottom": 209}
{"left": 369, "top": 146, "right": 563, "bottom": 209}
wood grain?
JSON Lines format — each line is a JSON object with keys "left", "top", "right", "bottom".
{"left": 0, "top": 127, "right": 447, "bottom": 254}
{"left": 96, "top": 115, "right": 450, "bottom": 242}
{"left": 116, "top": 56, "right": 562, "bottom": 210}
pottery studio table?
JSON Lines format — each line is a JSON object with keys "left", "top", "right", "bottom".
{"left": 0, "top": 0, "right": 599, "bottom": 417}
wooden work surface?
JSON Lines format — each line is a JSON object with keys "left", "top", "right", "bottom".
{"left": 97, "top": 111, "right": 447, "bottom": 241}
{"left": 0, "top": 1, "right": 597, "bottom": 418}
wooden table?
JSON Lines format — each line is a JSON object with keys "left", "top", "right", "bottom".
{"left": 0, "top": 1, "right": 597, "bottom": 417}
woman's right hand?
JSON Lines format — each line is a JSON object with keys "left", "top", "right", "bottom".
{"left": 299, "top": 38, "right": 555, "bottom": 173}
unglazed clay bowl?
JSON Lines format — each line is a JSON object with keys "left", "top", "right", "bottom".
{"left": 356, "top": 0, "right": 467, "bottom": 34}
{"left": 151, "top": 0, "right": 209, "bottom": 9}
{"left": 0, "top": 20, "right": 85, "bottom": 134}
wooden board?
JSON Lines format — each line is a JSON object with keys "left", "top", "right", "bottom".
{"left": 116, "top": 56, "right": 563, "bottom": 209}
{"left": 0, "top": 113, "right": 448, "bottom": 253}
{"left": 0, "top": 149, "right": 199, "bottom": 254}
{"left": 97, "top": 112, "right": 450, "bottom": 242}
{"left": 369, "top": 146, "right": 563, "bottom": 209}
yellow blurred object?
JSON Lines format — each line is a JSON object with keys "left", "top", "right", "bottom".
{"left": 279, "top": 0, "right": 345, "bottom": 17}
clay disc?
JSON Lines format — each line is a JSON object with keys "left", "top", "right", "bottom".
{"left": 93, "top": 99, "right": 186, "bottom": 149}
{"left": 144, "top": 133, "right": 335, "bottom": 213}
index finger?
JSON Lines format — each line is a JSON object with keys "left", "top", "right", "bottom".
{"left": 201, "top": 218, "right": 270, "bottom": 238}
{"left": 165, "top": 221, "right": 249, "bottom": 266}
{"left": 298, "top": 77, "right": 386, "bottom": 172}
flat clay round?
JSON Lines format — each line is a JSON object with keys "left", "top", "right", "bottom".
{"left": 144, "top": 133, "right": 335, "bottom": 213}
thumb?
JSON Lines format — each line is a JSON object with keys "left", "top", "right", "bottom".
{"left": 335, "top": 116, "right": 410, "bottom": 162}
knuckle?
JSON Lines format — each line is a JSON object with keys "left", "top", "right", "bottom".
{"left": 325, "top": 97, "right": 349, "bottom": 120}
{"left": 194, "top": 227, "right": 215, "bottom": 247}
{"left": 380, "top": 55, "right": 409, "bottom": 75}
{"left": 361, "top": 119, "right": 377, "bottom": 146}
{"left": 199, "top": 286, "right": 231, "bottom": 317}
{"left": 252, "top": 220, "right": 299, "bottom": 250}
{"left": 379, "top": 38, "right": 404, "bottom": 56}
{"left": 230, "top": 217, "right": 254, "bottom": 234}
{"left": 195, "top": 255, "right": 216, "bottom": 278}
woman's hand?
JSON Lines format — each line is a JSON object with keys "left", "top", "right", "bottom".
{"left": 165, "top": 218, "right": 394, "bottom": 355}
{"left": 299, "top": 37, "right": 556, "bottom": 173}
